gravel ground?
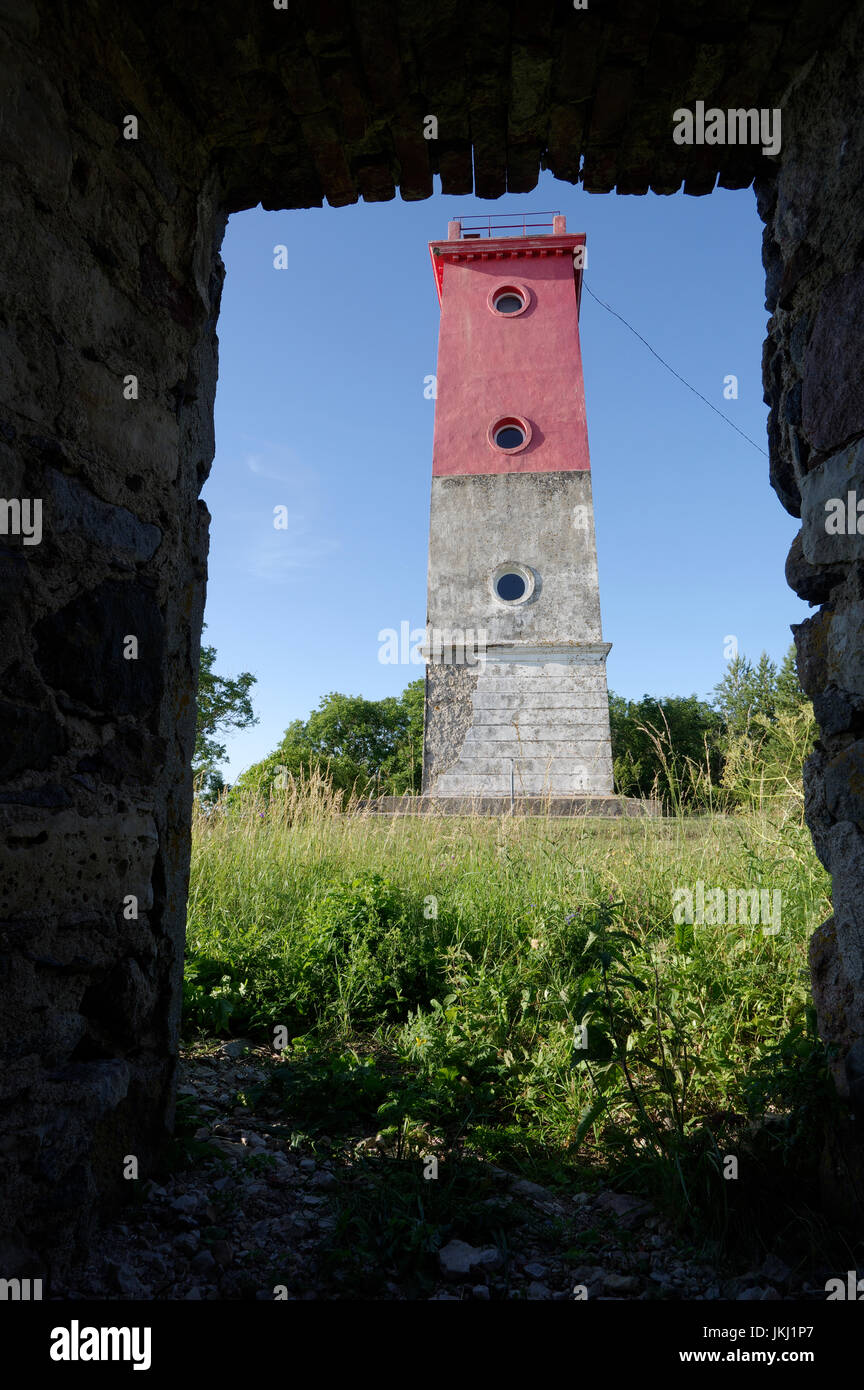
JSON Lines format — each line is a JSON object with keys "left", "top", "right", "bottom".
{"left": 52, "top": 1041, "right": 832, "bottom": 1302}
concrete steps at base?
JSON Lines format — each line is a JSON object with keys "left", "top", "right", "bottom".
{"left": 475, "top": 692, "right": 608, "bottom": 711}
{"left": 433, "top": 776, "right": 613, "bottom": 795}
{"left": 436, "top": 756, "right": 613, "bottom": 778}
{"left": 357, "top": 794, "right": 660, "bottom": 818}
{"left": 445, "top": 742, "right": 613, "bottom": 759}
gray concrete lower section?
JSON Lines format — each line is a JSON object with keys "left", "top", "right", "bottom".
{"left": 423, "top": 645, "right": 615, "bottom": 796}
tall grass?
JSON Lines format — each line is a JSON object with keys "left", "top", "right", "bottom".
{"left": 185, "top": 743, "right": 834, "bottom": 1256}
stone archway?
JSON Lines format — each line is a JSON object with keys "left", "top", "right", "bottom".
{"left": 2, "top": 0, "right": 863, "bottom": 1274}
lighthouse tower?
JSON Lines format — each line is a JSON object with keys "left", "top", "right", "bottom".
{"left": 422, "top": 212, "right": 615, "bottom": 803}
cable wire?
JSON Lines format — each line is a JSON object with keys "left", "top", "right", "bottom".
{"left": 581, "top": 281, "right": 769, "bottom": 458}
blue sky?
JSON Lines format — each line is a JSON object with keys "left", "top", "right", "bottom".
{"left": 204, "top": 169, "right": 806, "bottom": 780}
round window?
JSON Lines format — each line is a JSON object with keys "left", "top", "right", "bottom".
{"left": 490, "top": 561, "right": 536, "bottom": 606}
{"left": 494, "top": 423, "right": 525, "bottom": 449}
{"left": 495, "top": 571, "right": 526, "bottom": 601}
{"left": 488, "top": 415, "right": 532, "bottom": 454}
{"left": 493, "top": 291, "right": 524, "bottom": 314}
{"left": 487, "top": 282, "right": 530, "bottom": 317}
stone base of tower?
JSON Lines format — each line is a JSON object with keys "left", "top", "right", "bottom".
{"left": 360, "top": 793, "right": 660, "bottom": 818}
{"left": 423, "top": 644, "right": 615, "bottom": 798}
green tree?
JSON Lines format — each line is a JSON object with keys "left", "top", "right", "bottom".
{"left": 713, "top": 650, "right": 784, "bottom": 736}
{"left": 233, "top": 678, "right": 424, "bottom": 800}
{"left": 775, "top": 645, "right": 807, "bottom": 715}
{"left": 713, "top": 644, "right": 813, "bottom": 807}
{"left": 194, "top": 628, "right": 258, "bottom": 799}
{"left": 609, "top": 692, "right": 724, "bottom": 807}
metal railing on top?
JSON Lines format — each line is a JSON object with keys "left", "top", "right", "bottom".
{"left": 450, "top": 211, "right": 562, "bottom": 239}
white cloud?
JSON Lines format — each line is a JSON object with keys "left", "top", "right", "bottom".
{"left": 248, "top": 526, "right": 340, "bottom": 582}
{"left": 243, "top": 448, "right": 302, "bottom": 482}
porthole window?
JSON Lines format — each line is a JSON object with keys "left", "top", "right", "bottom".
{"left": 488, "top": 415, "right": 532, "bottom": 453}
{"left": 495, "top": 571, "right": 526, "bottom": 600}
{"left": 494, "top": 423, "right": 525, "bottom": 449}
{"left": 493, "top": 290, "right": 523, "bottom": 314}
{"left": 487, "top": 282, "right": 531, "bottom": 317}
{"left": 491, "top": 561, "right": 536, "bottom": 606}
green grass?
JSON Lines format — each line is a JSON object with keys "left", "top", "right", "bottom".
{"left": 184, "top": 776, "right": 837, "bottom": 1270}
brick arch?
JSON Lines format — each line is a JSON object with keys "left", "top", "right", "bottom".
{"left": 2, "top": 0, "right": 863, "bottom": 1274}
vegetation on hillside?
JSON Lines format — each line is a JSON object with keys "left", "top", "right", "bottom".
{"left": 185, "top": 705, "right": 834, "bottom": 1276}
{"left": 182, "top": 638, "right": 837, "bottom": 1285}
{"left": 228, "top": 680, "right": 424, "bottom": 802}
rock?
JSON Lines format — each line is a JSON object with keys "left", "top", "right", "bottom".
{"left": 509, "top": 1177, "right": 560, "bottom": 1206}
{"left": 737, "top": 1286, "right": 766, "bottom": 1301}
{"left": 472, "top": 1284, "right": 490, "bottom": 1300}
{"left": 220, "top": 1270, "right": 257, "bottom": 1298}
{"left": 190, "top": 1248, "right": 217, "bottom": 1275}
{"left": 603, "top": 1272, "right": 640, "bottom": 1294}
{"left": 802, "top": 266, "right": 864, "bottom": 450}
{"left": 311, "top": 1169, "right": 336, "bottom": 1189}
{"left": 523, "top": 1260, "right": 547, "bottom": 1278}
{"left": 170, "top": 1194, "right": 199, "bottom": 1214}
{"left": 760, "top": 1254, "right": 791, "bottom": 1286}
{"left": 106, "top": 1260, "right": 141, "bottom": 1297}
{"left": 220, "top": 1040, "right": 252, "bottom": 1059}
{"left": 473, "top": 1247, "right": 502, "bottom": 1271}
{"left": 438, "top": 1240, "right": 502, "bottom": 1279}
{"left": 211, "top": 1240, "right": 233, "bottom": 1267}
{"left": 527, "top": 1280, "right": 552, "bottom": 1299}
{"left": 299, "top": 1157, "right": 316, "bottom": 1173}
{"left": 594, "top": 1191, "right": 652, "bottom": 1226}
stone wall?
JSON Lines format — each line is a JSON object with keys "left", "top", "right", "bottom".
{"left": 0, "top": 3, "right": 225, "bottom": 1275}
{"left": 2, "top": 0, "right": 864, "bottom": 1274}
{"left": 757, "top": 0, "right": 864, "bottom": 1215}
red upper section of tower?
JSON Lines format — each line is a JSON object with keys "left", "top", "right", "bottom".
{"left": 429, "top": 213, "right": 590, "bottom": 477}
